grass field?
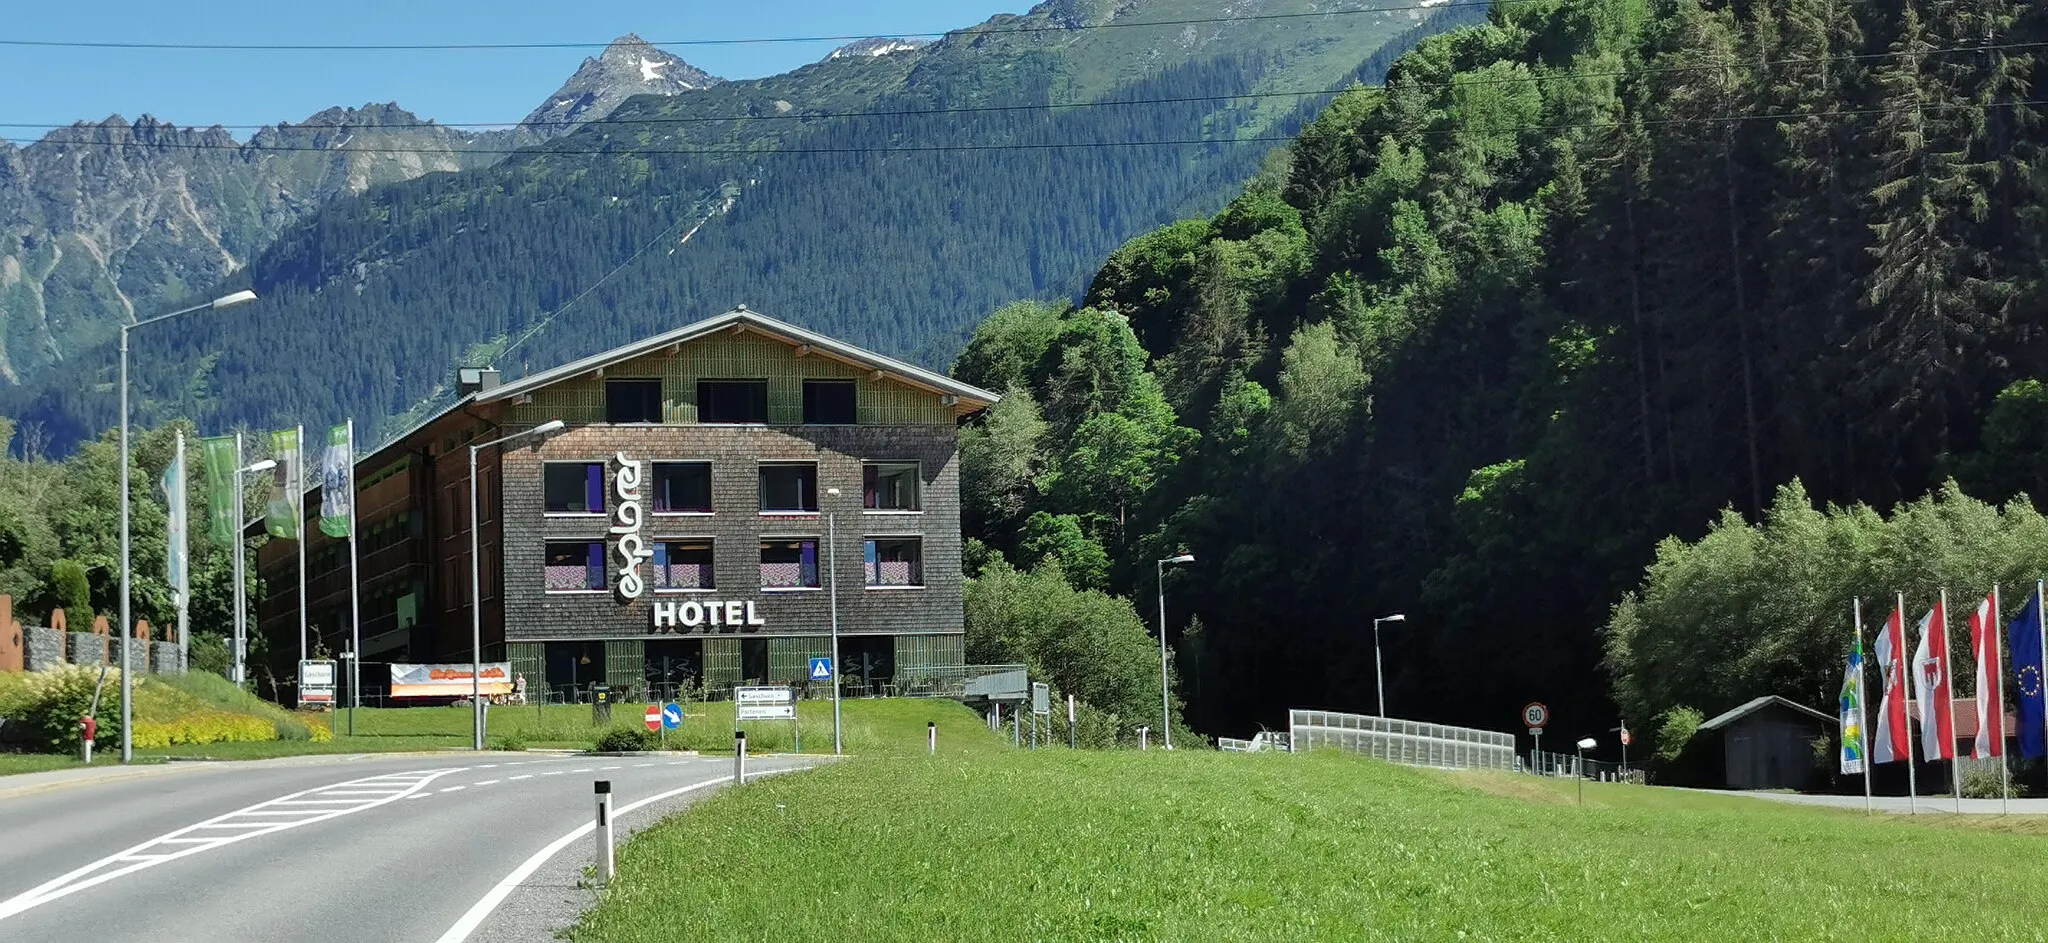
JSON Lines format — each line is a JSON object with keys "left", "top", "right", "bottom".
{"left": 572, "top": 750, "right": 2048, "bottom": 942}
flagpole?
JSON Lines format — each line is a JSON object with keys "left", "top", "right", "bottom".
{"left": 346, "top": 420, "right": 361, "bottom": 737}
{"left": 232, "top": 432, "right": 246, "bottom": 687}
{"left": 1855, "top": 597, "right": 1871, "bottom": 814}
{"left": 1996, "top": 584, "right": 2008, "bottom": 814}
{"left": 175, "top": 431, "right": 189, "bottom": 673}
{"left": 1901, "top": 591, "right": 1917, "bottom": 815}
{"left": 295, "top": 425, "right": 307, "bottom": 677}
{"left": 1943, "top": 587, "right": 1960, "bottom": 815}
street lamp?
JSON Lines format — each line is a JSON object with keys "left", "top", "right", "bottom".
{"left": 825, "top": 487, "right": 844, "bottom": 755}
{"left": 1155, "top": 553, "right": 1195, "bottom": 750}
{"left": 1576, "top": 736, "right": 1598, "bottom": 806}
{"left": 468, "top": 419, "right": 565, "bottom": 750}
{"left": 230, "top": 456, "right": 277, "bottom": 688}
{"left": 120, "top": 289, "right": 258, "bottom": 763}
{"left": 1372, "top": 613, "right": 1406, "bottom": 717}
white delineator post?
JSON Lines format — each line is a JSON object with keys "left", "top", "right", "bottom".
{"left": 928, "top": 721, "right": 936, "bottom": 754}
{"left": 594, "top": 780, "right": 614, "bottom": 884}
{"left": 735, "top": 730, "right": 747, "bottom": 785}
{"left": 1139, "top": 726, "right": 1149, "bottom": 751}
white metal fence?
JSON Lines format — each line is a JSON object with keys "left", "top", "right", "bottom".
{"left": 1287, "top": 709, "right": 1516, "bottom": 771}
{"left": 1220, "top": 731, "right": 1293, "bottom": 753}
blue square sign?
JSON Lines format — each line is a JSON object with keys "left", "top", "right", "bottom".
{"left": 809, "top": 657, "right": 833, "bottom": 681}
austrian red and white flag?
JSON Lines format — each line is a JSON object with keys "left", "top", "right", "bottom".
{"left": 1971, "top": 592, "right": 2007, "bottom": 759}
{"left": 1914, "top": 604, "right": 1958, "bottom": 762}
{"left": 1872, "top": 607, "right": 1913, "bottom": 764}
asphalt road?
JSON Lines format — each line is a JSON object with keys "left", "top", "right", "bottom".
{"left": 0, "top": 750, "right": 815, "bottom": 942}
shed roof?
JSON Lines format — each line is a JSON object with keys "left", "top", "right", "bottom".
{"left": 1698, "top": 695, "right": 1834, "bottom": 732}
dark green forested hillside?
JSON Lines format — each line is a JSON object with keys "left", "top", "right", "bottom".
{"left": 953, "top": 0, "right": 2048, "bottom": 741}
{"left": 3, "top": 0, "right": 1477, "bottom": 451}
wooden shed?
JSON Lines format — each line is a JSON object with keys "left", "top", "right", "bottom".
{"left": 1698, "top": 696, "right": 1835, "bottom": 791}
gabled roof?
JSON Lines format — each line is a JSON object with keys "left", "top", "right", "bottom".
{"left": 1699, "top": 695, "right": 1834, "bottom": 732}
{"left": 477, "top": 306, "right": 1000, "bottom": 410}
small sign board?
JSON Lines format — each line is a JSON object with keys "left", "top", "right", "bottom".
{"left": 1620, "top": 727, "right": 1632, "bottom": 747}
{"left": 809, "top": 657, "right": 833, "bottom": 681}
{"left": 644, "top": 705, "right": 663, "bottom": 731}
{"left": 735, "top": 685, "right": 796, "bottom": 721}
{"left": 1032, "top": 682, "right": 1050, "bottom": 716}
{"left": 662, "top": 703, "right": 684, "bottom": 730}
{"left": 298, "top": 660, "right": 337, "bottom": 709}
{"left": 1521, "top": 702, "right": 1549, "bottom": 730}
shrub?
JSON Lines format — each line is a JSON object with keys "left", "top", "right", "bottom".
{"left": 491, "top": 733, "right": 529, "bottom": 752}
{"left": 595, "top": 726, "right": 656, "bottom": 752}
{"left": 1960, "top": 767, "right": 2026, "bottom": 799}
{"left": 153, "top": 671, "right": 311, "bottom": 740}
{"left": 47, "top": 559, "right": 91, "bottom": 622}
{"left": 1654, "top": 707, "right": 1704, "bottom": 764}
{"left": 12, "top": 664, "right": 123, "bottom": 754}
{"left": 132, "top": 710, "right": 275, "bottom": 748}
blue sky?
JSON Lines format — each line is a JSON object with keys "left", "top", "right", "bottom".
{"left": 7, "top": 1, "right": 1023, "bottom": 140}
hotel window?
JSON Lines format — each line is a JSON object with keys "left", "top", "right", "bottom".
{"left": 760, "top": 538, "right": 821, "bottom": 590}
{"left": 698, "top": 380, "right": 769, "bottom": 424}
{"left": 802, "top": 380, "right": 857, "bottom": 424}
{"left": 864, "top": 537, "right": 924, "bottom": 588}
{"left": 605, "top": 379, "right": 664, "bottom": 424}
{"left": 544, "top": 462, "right": 605, "bottom": 514}
{"left": 653, "top": 539, "right": 715, "bottom": 591}
{"left": 759, "top": 463, "right": 819, "bottom": 513}
{"left": 543, "top": 541, "right": 607, "bottom": 593}
{"left": 651, "top": 462, "right": 713, "bottom": 513}
{"left": 863, "top": 462, "right": 920, "bottom": 511}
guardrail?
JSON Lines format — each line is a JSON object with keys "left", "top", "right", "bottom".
{"left": 1287, "top": 709, "right": 1515, "bottom": 771}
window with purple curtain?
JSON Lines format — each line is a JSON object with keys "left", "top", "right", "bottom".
{"left": 544, "top": 541, "right": 606, "bottom": 592}
{"left": 759, "top": 538, "right": 820, "bottom": 589}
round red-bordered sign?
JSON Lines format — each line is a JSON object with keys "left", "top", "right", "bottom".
{"left": 644, "top": 705, "right": 663, "bottom": 731}
{"left": 1522, "top": 702, "right": 1549, "bottom": 729}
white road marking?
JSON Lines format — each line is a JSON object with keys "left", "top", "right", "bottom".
{"left": 478, "top": 764, "right": 499, "bottom": 769}
{"left": 633, "top": 763, "right": 654, "bottom": 768}
{"left": 440, "top": 786, "right": 467, "bottom": 793}
{"left": 433, "top": 766, "right": 807, "bottom": 943}
{"left": 474, "top": 780, "right": 500, "bottom": 786}
{"left": 571, "top": 768, "right": 592, "bottom": 773}
{"left": 408, "top": 794, "right": 432, "bottom": 800}
{"left": 599, "top": 766, "right": 621, "bottom": 771}
{"left": 510, "top": 775, "right": 533, "bottom": 781}
{"left": 0, "top": 768, "right": 458, "bottom": 922}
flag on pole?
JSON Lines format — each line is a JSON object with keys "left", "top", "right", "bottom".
{"left": 1873, "top": 606, "right": 1913, "bottom": 763}
{"left": 319, "top": 423, "right": 353, "bottom": 538}
{"left": 265, "top": 428, "right": 301, "bottom": 540}
{"left": 2011, "top": 585, "right": 2046, "bottom": 759}
{"left": 159, "top": 436, "right": 188, "bottom": 606}
{"left": 1970, "top": 591, "right": 2007, "bottom": 760}
{"left": 200, "top": 436, "right": 238, "bottom": 545}
{"left": 1840, "top": 630, "right": 1868, "bottom": 775}
{"left": 1914, "top": 604, "right": 1957, "bottom": 762}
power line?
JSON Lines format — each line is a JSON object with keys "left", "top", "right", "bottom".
{"left": 8, "top": 39, "right": 2039, "bottom": 136}
{"left": 0, "top": 1, "right": 1505, "bottom": 51}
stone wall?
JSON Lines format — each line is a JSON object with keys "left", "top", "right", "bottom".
{"left": 66, "top": 631, "right": 107, "bottom": 666}
{"left": 23, "top": 626, "right": 66, "bottom": 671}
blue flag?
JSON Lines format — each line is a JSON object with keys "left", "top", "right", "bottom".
{"left": 2009, "top": 588, "right": 2046, "bottom": 759}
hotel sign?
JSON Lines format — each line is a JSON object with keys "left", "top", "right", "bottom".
{"left": 651, "top": 599, "right": 767, "bottom": 633}
{"left": 612, "top": 452, "right": 651, "bottom": 601}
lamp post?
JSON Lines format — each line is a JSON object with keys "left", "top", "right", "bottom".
{"left": 120, "top": 289, "right": 257, "bottom": 763}
{"left": 1155, "top": 553, "right": 1194, "bottom": 750}
{"left": 1372, "top": 613, "right": 1406, "bottom": 717}
{"left": 1576, "top": 736, "right": 1598, "bottom": 806}
{"left": 231, "top": 455, "right": 277, "bottom": 688}
{"left": 468, "top": 419, "right": 565, "bottom": 750}
{"left": 825, "top": 487, "right": 844, "bottom": 755}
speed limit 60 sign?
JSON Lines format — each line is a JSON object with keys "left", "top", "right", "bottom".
{"left": 1522, "top": 702, "right": 1549, "bottom": 729}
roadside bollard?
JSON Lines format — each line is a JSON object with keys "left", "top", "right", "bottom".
{"left": 735, "top": 729, "right": 747, "bottom": 785}
{"left": 594, "top": 780, "right": 614, "bottom": 884}
{"left": 79, "top": 715, "right": 96, "bottom": 763}
{"left": 928, "top": 721, "right": 937, "bottom": 754}
{"left": 1140, "top": 726, "right": 1149, "bottom": 751}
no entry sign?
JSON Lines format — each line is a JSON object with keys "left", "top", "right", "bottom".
{"left": 644, "top": 705, "right": 663, "bottom": 731}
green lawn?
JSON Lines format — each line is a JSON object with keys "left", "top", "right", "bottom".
{"left": 0, "top": 754, "right": 92, "bottom": 776}
{"left": 572, "top": 751, "right": 2048, "bottom": 942}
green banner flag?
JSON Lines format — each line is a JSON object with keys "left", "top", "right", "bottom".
{"left": 265, "top": 428, "right": 301, "bottom": 541}
{"left": 201, "top": 435, "right": 238, "bottom": 545}
{"left": 319, "top": 423, "right": 353, "bottom": 538}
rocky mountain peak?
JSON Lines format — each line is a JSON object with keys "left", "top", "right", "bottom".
{"left": 825, "top": 37, "right": 930, "bottom": 61}
{"left": 521, "top": 34, "right": 722, "bottom": 136}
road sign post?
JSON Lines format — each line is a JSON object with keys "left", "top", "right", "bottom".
{"left": 1523, "top": 702, "right": 1549, "bottom": 772}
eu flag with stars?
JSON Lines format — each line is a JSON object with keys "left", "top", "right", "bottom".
{"left": 2009, "top": 588, "right": 2047, "bottom": 759}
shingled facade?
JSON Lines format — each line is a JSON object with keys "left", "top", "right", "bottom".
{"left": 257, "top": 307, "right": 996, "bottom": 701}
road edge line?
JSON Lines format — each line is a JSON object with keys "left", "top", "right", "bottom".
{"left": 431, "top": 765, "right": 806, "bottom": 943}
